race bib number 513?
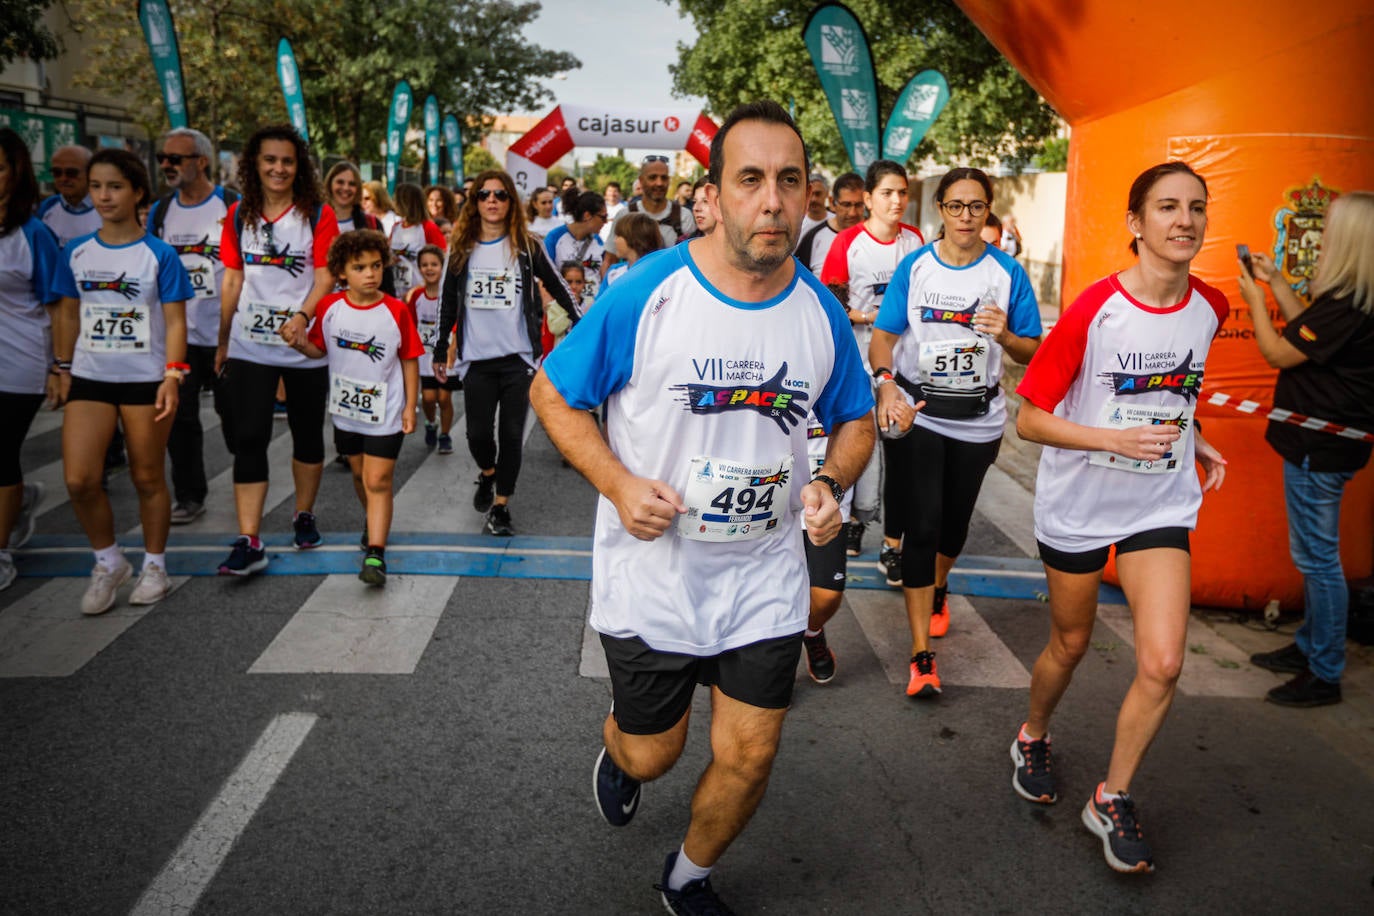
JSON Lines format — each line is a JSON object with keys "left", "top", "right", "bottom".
{"left": 679, "top": 455, "right": 793, "bottom": 543}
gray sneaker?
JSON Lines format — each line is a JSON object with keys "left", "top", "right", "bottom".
{"left": 129, "top": 563, "right": 173, "bottom": 606}
{"left": 81, "top": 555, "right": 133, "bottom": 616}
{"left": 10, "top": 481, "right": 46, "bottom": 549}
{"left": 170, "top": 500, "right": 206, "bottom": 525}
{"left": 0, "top": 553, "right": 15, "bottom": 591}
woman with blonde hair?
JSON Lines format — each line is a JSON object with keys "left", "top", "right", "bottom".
{"left": 1240, "top": 190, "right": 1374, "bottom": 708}
{"left": 431, "top": 169, "right": 578, "bottom": 536}
{"left": 361, "top": 180, "right": 399, "bottom": 235}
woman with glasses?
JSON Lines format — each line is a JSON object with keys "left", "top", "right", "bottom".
{"left": 432, "top": 169, "right": 578, "bottom": 536}
{"left": 361, "top": 180, "right": 399, "bottom": 236}
{"left": 214, "top": 124, "right": 339, "bottom": 575}
{"left": 869, "top": 166, "right": 1042, "bottom": 698}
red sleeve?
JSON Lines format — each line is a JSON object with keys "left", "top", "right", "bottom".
{"left": 308, "top": 293, "right": 340, "bottom": 351}
{"left": 403, "top": 285, "right": 423, "bottom": 320}
{"left": 1189, "top": 275, "right": 1230, "bottom": 332}
{"left": 900, "top": 223, "right": 925, "bottom": 245}
{"left": 1016, "top": 278, "right": 1113, "bottom": 412}
{"left": 312, "top": 205, "right": 340, "bottom": 264}
{"left": 386, "top": 295, "right": 425, "bottom": 359}
{"left": 220, "top": 202, "right": 242, "bottom": 269}
{"left": 423, "top": 220, "right": 448, "bottom": 250}
{"left": 820, "top": 224, "right": 859, "bottom": 285}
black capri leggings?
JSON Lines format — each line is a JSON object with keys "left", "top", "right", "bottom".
{"left": 222, "top": 359, "right": 328, "bottom": 484}
{"left": 0, "top": 392, "right": 44, "bottom": 487}
{"left": 462, "top": 354, "right": 533, "bottom": 498}
{"left": 883, "top": 423, "right": 1001, "bottom": 589}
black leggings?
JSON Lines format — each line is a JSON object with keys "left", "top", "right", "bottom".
{"left": 222, "top": 359, "right": 328, "bottom": 484}
{"left": 883, "top": 423, "right": 1001, "bottom": 589}
{"left": 0, "top": 391, "right": 44, "bottom": 487}
{"left": 462, "top": 355, "right": 533, "bottom": 498}
{"left": 167, "top": 345, "right": 231, "bottom": 503}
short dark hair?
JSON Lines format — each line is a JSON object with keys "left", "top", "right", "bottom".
{"left": 327, "top": 229, "right": 392, "bottom": 279}
{"left": 707, "top": 100, "right": 808, "bottom": 186}
{"left": 1126, "top": 161, "right": 1208, "bottom": 255}
{"left": 604, "top": 181, "right": 621, "bottom": 192}
{"left": 0, "top": 128, "right": 40, "bottom": 235}
{"left": 417, "top": 244, "right": 445, "bottom": 266}
{"left": 89, "top": 148, "right": 153, "bottom": 209}
{"left": 983, "top": 211, "right": 1002, "bottom": 231}
{"left": 571, "top": 190, "right": 605, "bottom": 221}
{"left": 615, "top": 211, "right": 665, "bottom": 258}
{"left": 864, "top": 159, "right": 908, "bottom": 193}
{"left": 831, "top": 171, "right": 864, "bottom": 197}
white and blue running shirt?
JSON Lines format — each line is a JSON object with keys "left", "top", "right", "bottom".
{"left": 147, "top": 188, "right": 232, "bottom": 347}
{"left": 38, "top": 195, "right": 101, "bottom": 247}
{"left": 0, "top": 218, "right": 61, "bottom": 394}
{"left": 543, "top": 245, "right": 873, "bottom": 655}
{"left": 544, "top": 224, "right": 606, "bottom": 306}
{"left": 52, "top": 231, "right": 194, "bottom": 383}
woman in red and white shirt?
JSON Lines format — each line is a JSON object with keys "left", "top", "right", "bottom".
{"left": 1010, "top": 162, "right": 1228, "bottom": 876}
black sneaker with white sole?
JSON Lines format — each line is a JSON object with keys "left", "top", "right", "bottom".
{"left": 593, "top": 747, "right": 641, "bottom": 827}
{"left": 845, "top": 520, "right": 864, "bottom": 557}
{"left": 292, "top": 510, "right": 322, "bottom": 549}
{"left": 218, "top": 536, "right": 268, "bottom": 576}
{"left": 1081, "top": 788, "right": 1154, "bottom": 874}
{"left": 484, "top": 503, "right": 514, "bottom": 536}
{"left": 803, "top": 629, "right": 836, "bottom": 684}
{"left": 1010, "top": 729, "right": 1057, "bottom": 804}
{"left": 473, "top": 473, "right": 496, "bottom": 512}
{"left": 877, "top": 544, "right": 901, "bottom": 587}
{"left": 656, "top": 851, "right": 737, "bottom": 916}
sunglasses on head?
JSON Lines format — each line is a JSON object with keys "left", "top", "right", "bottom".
{"left": 641, "top": 155, "right": 670, "bottom": 165}
{"left": 50, "top": 167, "right": 83, "bottom": 179}
{"left": 156, "top": 152, "right": 196, "bottom": 165}
{"left": 476, "top": 189, "right": 510, "bottom": 202}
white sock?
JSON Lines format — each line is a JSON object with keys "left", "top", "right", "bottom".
{"left": 667, "top": 845, "right": 711, "bottom": 891}
{"left": 1097, "top": 782, "right": 1122, "bottom": 802}
{"left": 1019, "top": 723, "right": 1047, "bottom": 743}
{"left": 94, "top": 545, "right": 123, "bottom": 569}
{"left": 143, "top": 552, "right": 166, "bottom": 572}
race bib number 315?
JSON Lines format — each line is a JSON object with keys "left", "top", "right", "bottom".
{"left": 679, "top": 455, "right": 793, "bottom": 543}
{"left": 468, "top": 268, "right": 515, "bottom": 310}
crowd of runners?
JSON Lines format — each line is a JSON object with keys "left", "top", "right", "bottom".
{"left": 1, "top": 96, "right": 1371, "bottom": 913}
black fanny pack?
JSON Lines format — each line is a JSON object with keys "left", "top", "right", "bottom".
{"left": 895, "top": 372, "right": 996, "bottom": 420}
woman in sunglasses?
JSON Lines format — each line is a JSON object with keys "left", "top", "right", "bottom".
{"left": 213, "top": 124, "right": 339, "bottom": 575}
{"left": 869, "top": 166, "right": 1043, "bottom": 698}
{"left": 432, "top": 170, "right": 578, "bottom": 536}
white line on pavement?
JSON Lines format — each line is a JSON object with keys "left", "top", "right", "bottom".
{"left": 975, "top": 464, "right": 1039, "bottom": 558}
{"left": 129, "top": 712, "right": 318, "bottom": 916}
{"left": 1095, "top": 604, "right": 1281, "bottom": 697}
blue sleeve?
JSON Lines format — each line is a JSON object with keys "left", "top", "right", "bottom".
{"left": 37, "top": 196, "right": 59, "bottom": 218}
{"left": 798, "top": 272, "right": 875, "bottom": 428}
{"left": 543, "top": 226, "right": 563, "bottom": 262}
{"left": 992, "top": 248, "right": 1042, "bottom": 338}
{"left": 23, "top": 219, "right": 61, "bottom": 305}
{"left": 153, "top": 237, "right": 195, "bottom": 302}
{"left": 146, "top": 199, "right": 162, "bottom": 232}
{"left": 874, "top": 249, "right": 919, "bottom": 335}
{"left": 51, "top": 240, "right": 79, "bottom": 300}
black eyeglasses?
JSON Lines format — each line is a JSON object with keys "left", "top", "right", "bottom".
{"left": 641, "top": 155, "right": 670, "bottom": 165}
{"left": 476, "top": 189, "right": 510, "bottom": 202}
{"left": 940, "top": 200, "right": 989, "bottom": 217}
{"left": 50, "top": 167, "right": 83, "bottom": 179}
{"left": 156, "top": 152, "right": 194, "bottom": 165}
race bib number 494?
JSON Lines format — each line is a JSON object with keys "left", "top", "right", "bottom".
{"left": 679, "top": 455, "right": 793, "bottom": 543}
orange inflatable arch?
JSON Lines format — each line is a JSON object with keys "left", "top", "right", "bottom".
{"left": 954, "top": 0, "right": 1374, "bottom": 608}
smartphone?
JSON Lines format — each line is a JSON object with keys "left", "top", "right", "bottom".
{"left": 1237, "top": 244, "right": 1253, "bottom": 277}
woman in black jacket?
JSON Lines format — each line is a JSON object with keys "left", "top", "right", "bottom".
{"left": 434, "top": 169, "right": 577, "bottom": 536}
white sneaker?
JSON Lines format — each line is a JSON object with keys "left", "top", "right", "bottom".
{"left": 0, "top": 553, "right": 15, "bottom": 591}
{"left": 80, "top": 555, "right": 133, "bottom": 615}
{"left": 10, "top": 481, "right": 46, "bottom": 549}
{"left": 129, "top": 563, "right": 172, "bottom": 606}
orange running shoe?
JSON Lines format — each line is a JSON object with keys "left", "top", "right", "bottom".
{"left": 930, "top": 586, "right": 950, "bottom": 638}
{"left": 906, "top": 651, "right": 941, "bottom": 698}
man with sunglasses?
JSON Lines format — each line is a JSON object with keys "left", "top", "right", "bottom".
{"left": 146, "top": 128, "right": 238, "bottom": 526}
{"left": 39, "top": 145, "right": 100, "bottom": 247}
{"left": 533, "top": 101, "right": 874, "bottom": 914}
{"left": 620, "top": 154, "right": 695, "bottom": 248}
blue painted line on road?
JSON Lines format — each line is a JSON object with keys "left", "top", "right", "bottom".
{"left": 10, "top": 536, "right": 1127, "bottom": 603}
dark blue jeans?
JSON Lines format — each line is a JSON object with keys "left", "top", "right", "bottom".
{"left": 1283, "top": 457, "right": 1357, "bottom": 682}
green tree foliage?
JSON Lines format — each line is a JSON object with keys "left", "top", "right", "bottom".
{"left": 667, "top": 0, "right": 1059, "bottom": 173}
{"left": 67, "top": 0, "right": 577, "bottom": 164}
{"left": 1034, "top": 136, "right": 1068, "bottom": 172}
{"left": 464, "top": 146, "right": 499, "bottom": 176}
{"left": 1, "top": 0, "right": 61, "bottom": 67}
{"left": 582, "top": 155, "right": 639, "bottom": 195}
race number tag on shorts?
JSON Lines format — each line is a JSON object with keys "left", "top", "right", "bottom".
{"left": 240, "top": 301, "right": 292, "bottom": 346}
{"left": 468, "top": 267, "right": 515, "bottom": 310}
{"left": 1088, "top": 401, "right": 1193, "bottom": 474}
{"left": 679, "top": 455, "right": 793, "bottom": 543}
{"left": 81, "top": 303, "right": 151, "bottom": 352}
{"left": 185, "top": 256, "right": 216, "bottom": 299}
{"left": 330, "top": 374, "right": 388, "bottom": 426}
{"left": 917, "top": 337, "right": 988, "bottom": 391}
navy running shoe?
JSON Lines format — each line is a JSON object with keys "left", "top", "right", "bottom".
{"left": 593, "top": 746, "right": 641, "bottom": 827}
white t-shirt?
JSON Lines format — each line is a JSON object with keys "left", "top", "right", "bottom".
{"left": 600, "top": 201, "right": 627, "bottom": 244}
{"left": 543, "top": 225, "right": 605, "bottom": 306}
{"left": 876, "top": 243, "right": 1042, "bottom": 443}
{"left": 804, "top": 413, "right": 853, "bottom": 525}
{"left": 800, "top": 211, "right": 828, "bottom": 238}
{"left": 52, "top": 232, "right": 194, "bottom": 383}
{"left": 796, "top": 221, "right": 839, "bottom": 278}
{"left": 0, "top": 218, "right": 60, "bottom": 394}
{"left": 621, "top": 198, "right": 695, "bottom": 247}
{"left": 38, "top": 195, "right": 101, "bottom": 247}
{"left": 530, "top": 215, "right": 564, "bottom": 236}
{"left": 220, "top": 202, "right": 338, "bottom": 368}
{"left": 821, "top": 223, "right": 925, "bottom": 371}
{"left": 1016, "top": 273, "right": 1228, "bottom": 553}
{"left": 149, "top": 188, "right": 232, "bottom": 347}
{"left": 390, "top": 220, "right": 446, "bottom": 294}
{"left": 309, "top": 291, "right": 424, "bottom": 436}
{"left": 542, "top": 243, "right": 874, "bottom": 655}
{"left": 457, "top": 236, "right": 527, "bottom": 374}
{"left": 407, "top": 286, "right": 441, "bottom": 377}
{"left": 378, "top": 210, "right": 400, "bottom": 237}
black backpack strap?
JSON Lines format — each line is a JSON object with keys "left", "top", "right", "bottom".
{"left": 149, "top": 192, "right": 175, "bottom": 237}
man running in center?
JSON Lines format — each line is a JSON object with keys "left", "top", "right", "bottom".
{"left": 532, "top": 100, "right": 874, "bottom": 915}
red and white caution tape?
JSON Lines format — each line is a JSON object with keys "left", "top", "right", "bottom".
{"left": 1205, "top": 392, "right": 1374, "bottom": 443}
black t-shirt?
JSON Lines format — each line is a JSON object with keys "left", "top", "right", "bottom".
{"left": 1265, "top": 291, "right": 1374, "bottom": 472}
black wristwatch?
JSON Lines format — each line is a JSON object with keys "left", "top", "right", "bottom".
{"left": 812, "top": 474, "right": 845, "bottom": 504}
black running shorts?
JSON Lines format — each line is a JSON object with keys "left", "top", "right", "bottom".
{"left": 333, "top": 428, "right": 405, "bottom": 460}
{"left": 600, "top": 631, "right": 804, "bottom": 735}
{"left": 805, "top": 531, "right": 848, "bottom": 592}
{"left": 1038, "top": 527, "right": 1191, "bottom": 575}
{"left": 67, "top": 376, "right": 161, "bottom": 406}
